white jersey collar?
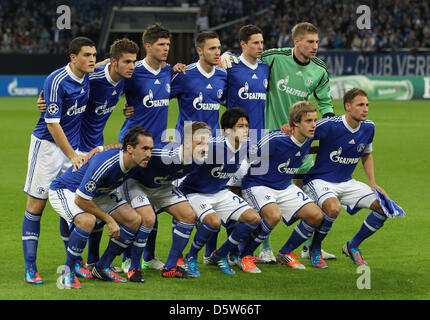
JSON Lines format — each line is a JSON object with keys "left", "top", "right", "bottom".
{"left": 177, "top": 144, "right": 184, "bottom": 163}
{"left": 196, "top": 60, "right": 215, "bottom": 78}
{"left": 291, "top": 135, "right": 307, "bottom": 147}
{"left": 225, "top": 137, "right": 242, "bottom": 153}
{"left": 239, "top": 54, "right": 258, "bottom": 70}
{"left": 342, "top": 115, "right": 361, "bottom": 133}
{"left": 142, "top": 58, "right": 161, "bottom": 76}
{"left": 119, "top": 150, "right": 129, "bottom": 173}
{"left": 104, "top": 63, "right": 121, "bottom": 86}
{"left": 66, "top": 63, "right": 86, "bottom": 84}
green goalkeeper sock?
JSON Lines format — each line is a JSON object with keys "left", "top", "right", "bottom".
{"left": 260, "top": 234, "right": 271, "bottom": 251}
{"left": 302, "top": 233, "right": 314, "bottom": 249}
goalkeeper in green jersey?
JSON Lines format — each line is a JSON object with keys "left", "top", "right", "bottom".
{"left": 220, "top": 22, "right": 336, "bottom": 262}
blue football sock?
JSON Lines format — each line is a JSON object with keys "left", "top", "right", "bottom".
{"left": 86, "top": 222, "right": 104, "bottom": 265}
{"left": 164, "top": 221, "right": 194, "bottom": 269}
{"left": 216, "top": 222, "right": 258, "bottom": 258}
{"left": 59, "top": 217, "right": 70, "bottom": 251}
{"left": 280, "top": 220, "right": 318, "bottom": 254}
{"left": 97, "top": 225, "right": 137, "bottom": 269}
{"left": 240, "top": 218, "right": 272, "bottom": 258}
{"left": 349, "top": 211, "right": 387, "bottom": 248}
{"left": 22, "top": 210, "right": 42, "bottom": 269}
{"left": 204, "top": 231, "right": 219, "bottom": 258}
{"left": 226, "top": 224, "right": 240, "bottom": 257}
{"left": 130, "top": 224, "right": 153, "bottom": 270}
{"left": 65, "top": 226, "right": 90, "bottom": 272}
{"left": 143, "top": 219, "right": 158, "bottom": 262}
{"left": 188, "top": 223, "right": 219, "bottom": 259}
{"left": 310, "top": 212, "right": 336, "bottom": 252}
{"left": 122, "top": 246, "right": 131, "bottom": 262}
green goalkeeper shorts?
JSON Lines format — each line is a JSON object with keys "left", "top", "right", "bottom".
{"left": 297, "top": 154, "right": 314, "bottom": 175}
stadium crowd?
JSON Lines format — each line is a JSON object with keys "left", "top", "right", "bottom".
{"left": 1, "top": 0, "right": 429, "bottom": 54}
{"left": 215, "top": 0, "right": 430, "bottom": 52}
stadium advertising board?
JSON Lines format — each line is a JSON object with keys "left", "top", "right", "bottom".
{"left": 0, "top": 76, "right": 45, "bottom": 97}
{"left": 2, "top": 68, "right": 430, "bottom": 100}
{"left": 318, "top": 50, "right": 430, "bottom": 77}
{"left": 330, "top": 76, "right": 430, "bottom": 100}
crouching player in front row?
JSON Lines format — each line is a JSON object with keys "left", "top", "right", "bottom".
{"left": 117, "top": 121, "right": 212, "bottom": 279}
{"left": 48, "top": 127, "right": 154, "bottom": 288}
{"left": 180, "top": 108, "right": 262, "bottom": 276}
{"left": 239, "top": 101, "right": 332, "bottom": 269}
{"left": 302, "top": 88, "right": 404, "bottom": 266}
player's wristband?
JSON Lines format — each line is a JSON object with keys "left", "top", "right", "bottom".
{"left": 97, "top": 146, "right": 104, "bottom": 152}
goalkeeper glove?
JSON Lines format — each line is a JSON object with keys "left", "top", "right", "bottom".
{"left": 218, "top": 51, "right": 239, "bottom": 69}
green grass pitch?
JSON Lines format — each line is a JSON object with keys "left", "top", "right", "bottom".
{"left": 0, "top": 96, "right": 429, "bottom": 300}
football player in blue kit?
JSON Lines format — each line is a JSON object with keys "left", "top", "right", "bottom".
{"left": 117, "top": 121, "right": 212, "bottom": 279}
{"left": 49, "top": 127, "right": 153, "bottom": 288}
{"left": 240, "top": 101, "right": 330, "bottom": 269}
{"left": 179, "top": 108, "right": 262, "bottom": 276}
{"left": 224, "top": 24, "right": 269, "bottom": 138}
{"left": 118, "top": 24, "right": 175, "bottom": 144}
{"left": 170, "top": 31, "right": 227, "bottom": 139}
{"left": 22, "top": 37, "right": 96, "bottom": 284}
{"left": 303, "top": 88, "right": 404, "bottom": 266}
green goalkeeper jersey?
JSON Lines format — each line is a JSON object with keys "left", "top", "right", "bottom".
{"left": 261, "top": 47, "right": 334, "bottom": 131}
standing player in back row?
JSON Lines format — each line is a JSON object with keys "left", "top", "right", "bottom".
{"left": 220, "top": 22, "right": 336, "bottom": 262}
{"left": 22, "top": 37, "right": 96, "bottom": 284}
{"left": 225, "top": 24, "right": 269, "bottom": 140}
{"left": 170, "top": 31, "right": 227, "bottom": 139}
{"left": 118, "top": 24, "right": 173, "bottom": 144}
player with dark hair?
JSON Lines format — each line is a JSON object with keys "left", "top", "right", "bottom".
{"left": 22, "top": 36, "right": 96, "bottom": 284}
{"left": 49, "top": 127, "right": 153, "bottom": 288}
{"left": 171, "top": 30, "right": 227, "bottom": 139}
{"left": 118, "top": 23, "right": 174, "bottom": 144}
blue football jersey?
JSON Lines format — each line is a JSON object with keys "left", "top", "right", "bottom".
{"left": 171, "top": 62, "right": 227, "bottom": 138}
{"left": 242, "top": 130, "right": 313, "bottom": 190}
{"left": 131, "top": 141, "right": 202, "bottom": 188}
{"left": 303, "top": 115, "right": 375, "bottom": 184}
{"left": 33, "top": 64, "right": 89, "bottom": 149}
{"left": 226, "top": 55, "right": 269, "bottom": 134}
{"left": 179, "top": 137, "right": 248, "bottom": 195}
{"left": 79, "top": 63, "right": 124, "bottom": 152}
{"left": 50, "top": 148, "right": 137, "bottom": 199}
{"left": 118, "top": 59, "right": 171, "bottom": 143}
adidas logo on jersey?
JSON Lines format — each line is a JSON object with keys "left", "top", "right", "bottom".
{"left": 206, "top": 84, "right": 213, "bottom": 89}
{"left": 80, "top": 88, "right": 85, "bottom": 94}
{"left": 295, "top": 151, "right": 301, "bottom": 156}
{"left": 252, "top": 74, "right": 258, "bottom": 79}
{"left": 348, "top": 139, "right": 356, "bottom": 144}
{"left": 112, "top": 90, "right": 117, "bottom": 95}
{"left": 154, "top": 79, "right": 161, "bottom": 85}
